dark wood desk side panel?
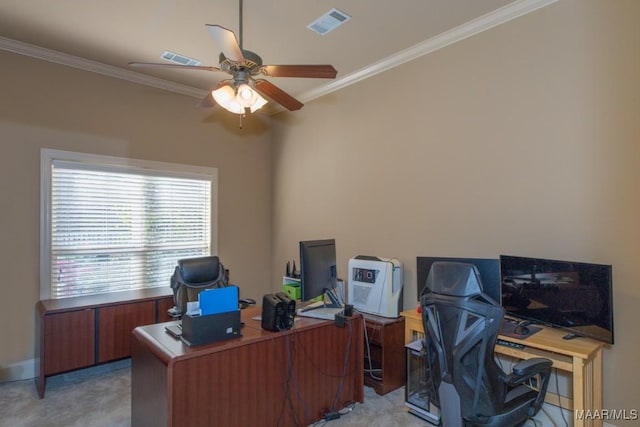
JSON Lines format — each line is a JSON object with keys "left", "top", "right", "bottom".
{"left": 131, "top": 336, "right": 168, "bottom": 427}
{"left": 170, "top": 338, "right": 288, "bottom": 427}
{"left": 293, "top": 315, "right": 364, "bottom": 422}
{"left": 380, "top": 318, "right": 406, "bottom": 392}
{"left": 159, "top": 316, "right": 364, "bottom": 427}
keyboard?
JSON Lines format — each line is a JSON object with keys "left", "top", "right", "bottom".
{"left": 496, "top": 338, "right": 524, "bottom": 349}
{"left": 297, "top": 307, "right": 343, "bottom": 320}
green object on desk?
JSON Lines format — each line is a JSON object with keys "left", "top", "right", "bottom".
{"left": 283, "top": 276, "right": 301, "bottom": 300}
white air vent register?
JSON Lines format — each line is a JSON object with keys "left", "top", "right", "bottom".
{"left": 307, "top": 8, "right": 351, "bottom": 35}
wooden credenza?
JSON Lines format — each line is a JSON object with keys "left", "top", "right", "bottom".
{"left": 131, "top": 307, "right": 364, "bottom": 427}
{"left": 35, "top": 287, "right": 174, "bottom": 398}
{"left": 401, "top": 309, "right": 606, "bottom": 427}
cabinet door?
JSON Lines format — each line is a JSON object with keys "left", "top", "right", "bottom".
{"left": 98, "top": 301, "right": 155, "bottom": 362}
{"left": 44, "top": 309, "right": 95, "bottom": 375}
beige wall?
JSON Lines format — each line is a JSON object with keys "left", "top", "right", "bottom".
{"left": 272, "top": 0, "right": 640, "bottom": 423}
{"left": 0, "top": 51, "right": 273, "bottom": 378}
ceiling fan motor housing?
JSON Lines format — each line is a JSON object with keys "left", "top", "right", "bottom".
{"left": 219, "top": 50, "right": 263, "bottom": 75}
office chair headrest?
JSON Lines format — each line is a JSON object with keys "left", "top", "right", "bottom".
{"left": 426, "top": 261, "right": 483, "bottom": 297}
{"left": 177, "top": 256, "right": 223, "bottom": 284}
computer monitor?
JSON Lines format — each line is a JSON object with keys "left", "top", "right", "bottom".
{"left": 299, "top": 239, "right": 340, "bottom": 306}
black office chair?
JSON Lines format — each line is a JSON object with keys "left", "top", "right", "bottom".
{"left": 168, "top": 256, "right": 255, "bottom": 318}
{"left": 420, "top": 262, "right": 552, "bottom": 427}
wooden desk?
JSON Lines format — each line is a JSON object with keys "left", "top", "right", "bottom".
{"left": 401, "top": 309, "right": 605, "bottom": 427}
{"left": 131, "top": 307, "right": 364, "bottom": 427}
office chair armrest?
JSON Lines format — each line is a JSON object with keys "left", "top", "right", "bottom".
{"left": 239, "top": 298, "right": 256, "bottom": 309}
{"left": 503, "top": 358, "right": 552, "bottom": 386}
{"left": 512, "top": 358, "right": 552, "bottom": 377}
{"left": 167, "top": 306, "right": 182, "bottom": 319}
{"left": 518, "top": 358, "right": 553, "bottom": 416}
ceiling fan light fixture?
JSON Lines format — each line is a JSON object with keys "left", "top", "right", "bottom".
{"left": 249, "top": 93, "right": 268, "bottom": 113}
{"left": 236, "top": 83, "right": 258, "bottom": 107}
{"left": 212, "top": 85, "right": 245, "bottom": 114}
{"left": 212, "top": 82, "right": 268, "bottom": 114}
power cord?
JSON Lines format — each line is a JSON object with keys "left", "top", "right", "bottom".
{"left": 308, "top": 403, "right": 356, "bottom": 427}
{"left": 554, "top": 367, "right": 568, "bottom": 427}
{"left": 286, "top": 331, "right": 311, "bottom": 426}
{"left": 361, "top": 314, "right": 382, "bottom": 381}
{"left": 326, "top": 318, "right": 353, "bottom": 419}
{"left": 291, "top": 314, "right": 357, "bottom": 425}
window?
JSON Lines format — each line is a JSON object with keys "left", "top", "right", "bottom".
{"left": 40, "top": 149, "right": 217, "bottom": 299}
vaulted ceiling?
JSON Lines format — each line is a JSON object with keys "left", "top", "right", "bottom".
{"left": 0, "top": 0, "right": 556, "bottom": 113}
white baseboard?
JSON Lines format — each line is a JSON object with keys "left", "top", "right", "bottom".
{"left": 0, "top": 358, "right": 36, "bottom": 382}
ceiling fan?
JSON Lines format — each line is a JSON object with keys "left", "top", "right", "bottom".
{"left": 129, "top": 0, "right": 337, "bottom": 116}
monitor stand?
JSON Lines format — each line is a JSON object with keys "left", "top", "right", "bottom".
{"left": 297, "top": 288, "right": 344, "bottom": 320}
{"left": 323, "top": 286, "right": 342, "bottom": 308}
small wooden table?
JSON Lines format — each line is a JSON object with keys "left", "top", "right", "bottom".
{"left": 401, "top": 309, "right": 605, "bottom": 427}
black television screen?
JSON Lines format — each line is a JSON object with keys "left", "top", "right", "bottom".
{"left": 500, "top": 255, "right": 614, "bottom": 344}
{"left": 417, "top": 257, "right": 501, "bottom": 303}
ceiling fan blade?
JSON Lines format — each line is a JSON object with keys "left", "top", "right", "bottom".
{"left": 206, "top": 24, "right": 245, "bottom": 63}
{"left": 254, "top": 79, "right": 303, "bottom": 111}
{"left": 129, "top": 62, "right": 221, "bottom": 72}
{"left": 261, "top": 65, "right": 337, "bottom": 79}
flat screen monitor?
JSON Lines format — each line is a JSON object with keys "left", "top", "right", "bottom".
{"left": 500, "top": 255, "right": 614, "bottom": 344}
{"left": 417, "top": 257, "right": 501, "bottom": 303}
{"left": 299, "top": 239, "right": 337, "bottom": 302}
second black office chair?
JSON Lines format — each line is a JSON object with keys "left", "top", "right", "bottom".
{"left": 420, "top": 262, "right": 552, "bottom": 427}
{"left": 168, "top": 255, "right": 255, "bottom": 318}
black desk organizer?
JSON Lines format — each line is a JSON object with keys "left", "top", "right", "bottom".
{"left": 180, "top": 310, "right": 242, "bottom": 346}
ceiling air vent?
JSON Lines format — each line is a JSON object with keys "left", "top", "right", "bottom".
{"left": 307, "top": 8, "right": 351, "bottom": 35}
{"left": 161, "top": 51, "right": 201, "bottom": 66}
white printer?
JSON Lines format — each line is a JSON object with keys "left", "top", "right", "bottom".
{"left": 347, "top": 256, "right": 403, "bottom": 318}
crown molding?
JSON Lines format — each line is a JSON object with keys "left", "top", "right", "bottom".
{"left": 298, "top": 0, "right": 558, "bottom": 104}
{"left": 0, "top": 36, "right": 207, "bottom": 99}
{"left": 1, "top": 0, "right": 556, "bottom": 109}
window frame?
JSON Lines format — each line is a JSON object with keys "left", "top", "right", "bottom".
{"left": 40, "top": 148, "right": 218, "bottom": 300}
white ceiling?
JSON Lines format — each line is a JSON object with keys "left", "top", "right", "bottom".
{"left": 0, "top": 0, "right": 556, "bottom": 113}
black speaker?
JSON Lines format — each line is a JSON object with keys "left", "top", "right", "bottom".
{"left": 276, "top": 291, "right": 296, "bottom": 330}
{"left": 261, "top": 292, "right": 296, "bottom": 331}
{"left": 261, "top": 293, "right": 284, "bottom": 331}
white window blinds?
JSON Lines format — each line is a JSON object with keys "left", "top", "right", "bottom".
{"left": 43, "top": 151, "right": 215, "bottom": 299}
